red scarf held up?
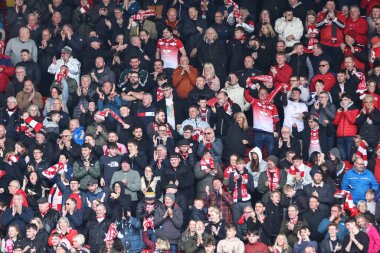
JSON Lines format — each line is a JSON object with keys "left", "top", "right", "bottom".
{"left": 131, "top": 10, "right": 155, "bottom": 21}
{"left": 200, "top": 157, "right": 218, "bottom": 176}
{"left": 156, "top": 87, "right": 164, "bottom": 101}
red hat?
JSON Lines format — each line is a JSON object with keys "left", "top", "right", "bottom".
{"left": 345, "top": 30, "right": 357, "bottom": 39}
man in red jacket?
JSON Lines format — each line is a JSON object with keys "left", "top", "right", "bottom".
{"left": 0, "top": 43, "right": 14, "bottom": 94}
{"left": 311, "top": 60, "right": 336, "bottom": 91}
{"left": 317, "top": 0, "right": 346, "bottom": 71}
{"left": 269, "top": 51, "right": 293, "bottom": 88}
{"left": 344, "top": 5, "right": 368, "bottom": 45}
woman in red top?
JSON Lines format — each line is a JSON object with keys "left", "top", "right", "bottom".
{"left": 48, "top": 217, "right": 78, "bottom": 246}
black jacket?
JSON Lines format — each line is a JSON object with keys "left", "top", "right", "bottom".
{"left": 303, "top": 208, "right": 329, "bottom": 242}
{"left": 281, "top": 189, "right": 309, "bottom": 214}
{"left": 197, "top": 39, "right": 228, "bottom": 79}
{"left": 303, "top": 182, "right": 335, "bottom": 212}
{"left": 289, "top": 53, "right": 309, "bottom": 78}
{"left": 85, "top": 218, "right": 112, "bottom": 253}
{"left": 157, "top": 97, "right": 188, "bottom": 129}
{"left": 356, "top": 108, "right": 380, "bottom": 148}
{"left": 36, "top": 208, "right": 59, "bottom": 234}
{"left": 262, "top": 201, "right": 283, "bottom": 245}
{"left": 210, "top": 103, "right": 241, "bottom": 138}
{"left": 161, "top": 163, "right": 195, "bottom": 198}
{"left": 222, "top": 123, "right": 252, "bottom": 161}
{"left": 292, "top": 123, "right": 329, "bottom": 161}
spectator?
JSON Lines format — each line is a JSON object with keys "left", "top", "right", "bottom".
{"left": 342, "top": 218, "right": 369, "bottom": 252}
{"left": 6, "top": 26, "right": 37, "bottom": 64}
{"left": 341, "top": 157, "right": 379, "bottom": 203}
{"left": 16, "top": 79, "right": 43, "bottom": 111}
{"left": 274, "top": 9, "right": 303, "bottom": 51}
{"left": 48, "top": 46, "right": 81, "bottom": 84}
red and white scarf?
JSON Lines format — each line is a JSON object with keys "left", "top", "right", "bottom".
{"left": 131, "top": 10, "right": 155, "bottom": 20}
{"left": 5, "top": 153, "right": 19, "bottom": 165}
{"left": 223, "top": 165, "right": 236, "bottom": 181}
{"left": 156, "top": 87, "right": 164, "bottom": 101}
{"left": 290, "top": 217, "right": 298, "bottom": 224}
{"left": 310, "top": 128, "right": 320, "bottom": 145}
{"left": 289, "top": 165, "right": 305, "bottom": 178}
{"left": 42, "top": 163, "right": 66, "bottom": 180}
{"left": 267, "top": 168, "right": 280, "bottom": 191}
{"left": 79, "top": 4, "right": 90, "bottom": 14}
{"left": 200, "top": 157, "right": 217, "bottom": 176}
{"left": 104, "top": 223, "right": 118, "bottom": 241}
{"left": 352, "top": 69, "right": 367, "bottom": 99}
{"left": 200, "top": 107, "right": 207, "bottom": 122}
{"left": 222, "top": 99, "right": 234, "bottom": 115}
{"left": 232, "top": 172, "right": 251, "bottom": 202}
{"left": 97, "top": 109, "right": 126, "bottom": 125}
{"left": 334, "top": 190, "right": 359, "bottom": 217}
{"left": 247, "top": 75, "right": 274, "bottom": 88}
{"left": 356, "top": 140, "right": 368, "bottom": 166}
{"left": 48, "top": 184, "right": 63, "bottom": 211}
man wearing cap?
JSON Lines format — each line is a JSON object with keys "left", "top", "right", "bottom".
{"left": 110, "top": 155, "right": 141, "bottom": 213}
{"left": 83, "top": 36, "right": 109, "bottom": 75}
{"left": 73, "top": 143, "right": 101, "bottom": 191}
{"left": 340, "top": 30, "right": 367, "bottom": 72}
{"left": 154, "top": 193, "right": 183, "bottom": 253}
{"left": 258, "top": 155, "right": 287, "bottom": 203}
{"left": 304, "top": 169, "right": 335, "bottom": 212}
{"left": 86, "top": 178, "right": 106, "bottom": 204}
{"left": 48, "top": 45, "right": 81, "bottom": 84}
{"left": 53, "top": 176, "right": 87, "bottom": 211}
{"left": 162, "top": 153, "right": 194, "bottom": 202}
{"left": 175, "top": 139, "right": 197, "bottom": 168}
{"left": 36, "top": 197, "right": 59, "bottom": 234}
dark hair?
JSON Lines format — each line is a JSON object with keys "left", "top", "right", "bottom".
{"left": 81, "top": 143, "right": 93, "bottom": 150}
{"left": 107, "top": 142, "right": 118, "bottom": 150}
{"left": 21, "top": 49, "right": 30, "bottom": 54}
{"left": 164, "top": 26, "right": 173, "bottom": 34}
{"left": 26, "top": 224, "right": 38, "bottom": 231}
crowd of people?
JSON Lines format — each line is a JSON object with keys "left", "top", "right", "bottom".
{"left": 1, "top": 0, "right": 380, "bottom": 252}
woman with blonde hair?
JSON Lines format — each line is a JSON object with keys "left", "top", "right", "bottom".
{"left": 258, "top": 22, "right": 278, "bottom": 72}
{"left": 198, "top": 27, "right": 228, "bottom": 81}
{"left": 178, "top": 220, "right": 197, "bottom": 251}
{"left": 205, "top": 207, "right": 226, "bottom": 243}
{"left": 48, "top": 216, "right": 78, "bottom": 247}
{"left": 222, "top": 112, "right": 252, "bottom": 163}
{"left": 202, "top": 63, "right": 220, "bottom": 92}
{"left": 268, "top": 234, "right": 292, "bottom": 253}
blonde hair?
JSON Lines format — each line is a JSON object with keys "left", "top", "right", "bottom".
{"left": 27, "top": 104, "right": 41, "bottom": 117}
{"left": 209, "top": 207, "right": 222, "bottom": 220}
{"left": 202, "top": 63, "right": 216, "bottom": 79}
{"left": 273, "top": 234, "right": 290, "bottom": 250}
{"left": 203, "top": 27, "right": 218, "bottom": 42}
{"left": 31, "top": 217, "right": 43, "bottom": 230}
{"left": 234, "top": 112, "right": 249, "bottom": 130}
{"left": 155, "top": 238, "right": 170, "bottom": 250}
{"left": 259, "top": 22, "right": 276, "bottom": 38}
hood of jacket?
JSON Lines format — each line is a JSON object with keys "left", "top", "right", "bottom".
{"left": 249, "top": 147, "right": 262, "bottom": 163}
{"left": 329, "top": 148, "right": 341, "bottom": 161}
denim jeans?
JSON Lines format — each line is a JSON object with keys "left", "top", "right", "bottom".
{"left": 253, "top": 130, "right": 274, "bottom": 155}
{"left": 337, "top": 137, "right": 354, "bottom": 161}
{"left": 170, "top": 244, "right": 178, "bottom": 253}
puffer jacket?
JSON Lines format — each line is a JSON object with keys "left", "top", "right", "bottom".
{"left": 115, "top": 217, "right": 144, "bottom": 253}
{"left": 333, "top": 102, "right": 359, "bottom": 137}
{"left": 154, "top": 203, "right": 183, "bottom": 244}
{"left": 356, "top": 107, "right": 380, "bottom": 148}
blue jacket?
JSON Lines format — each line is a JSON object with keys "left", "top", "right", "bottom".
{"left": 115, "top": 217, "right": 144, "bottom": 253}
{"left": 318, "top": 216, "right": 348, "bottom": 241}
{"left": 341, "top": 168, "right": 379, "bottom": 203}
{"left": 2, "top": 207, "right": 33, "bottom": 235}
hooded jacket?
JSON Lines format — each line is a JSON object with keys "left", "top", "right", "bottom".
{"left": 246, "top": 147, "right": 268, "bottom": 188}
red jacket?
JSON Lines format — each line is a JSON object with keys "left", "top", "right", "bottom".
{"left": 361, "top": 0, "right": 380, "bottom": 16}
{"left": 0, "top": 55, "right": 14, "bottom": 93}
{"left": 269, "top": 63, "right": 293, "bottom": 88}
{"left": 333, "top": 104, "right": 359, "bottom": 137}
{"left": 317, "top": 10, "right": 346, "bottom": 47}
{"left": 345, "top": 17, "right": 368, "bottom": 45}
{"left": 48, "top": 228, "right": 78, "bottom": 246}
{"left": 311, "top": 72, "right": 336, "bottom": 91}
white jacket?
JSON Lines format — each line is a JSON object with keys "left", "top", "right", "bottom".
{"left": 222, "top": 84, "right": 250, "bottom": 111}
{"left": 48, "top": 57, "right": 81, "bottom": 84}
{"left": 275, "top": 17, "right": 304, "bottom": 47}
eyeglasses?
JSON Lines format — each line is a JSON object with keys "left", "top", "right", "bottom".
{"left": 205, "top": 132, "right": 212, "bottom": 135}
{"left": 62, "top": 135, "right": 70, "bottom": 137}
{"left": 319, "top": 64, "right": 328, "bottom": 67}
